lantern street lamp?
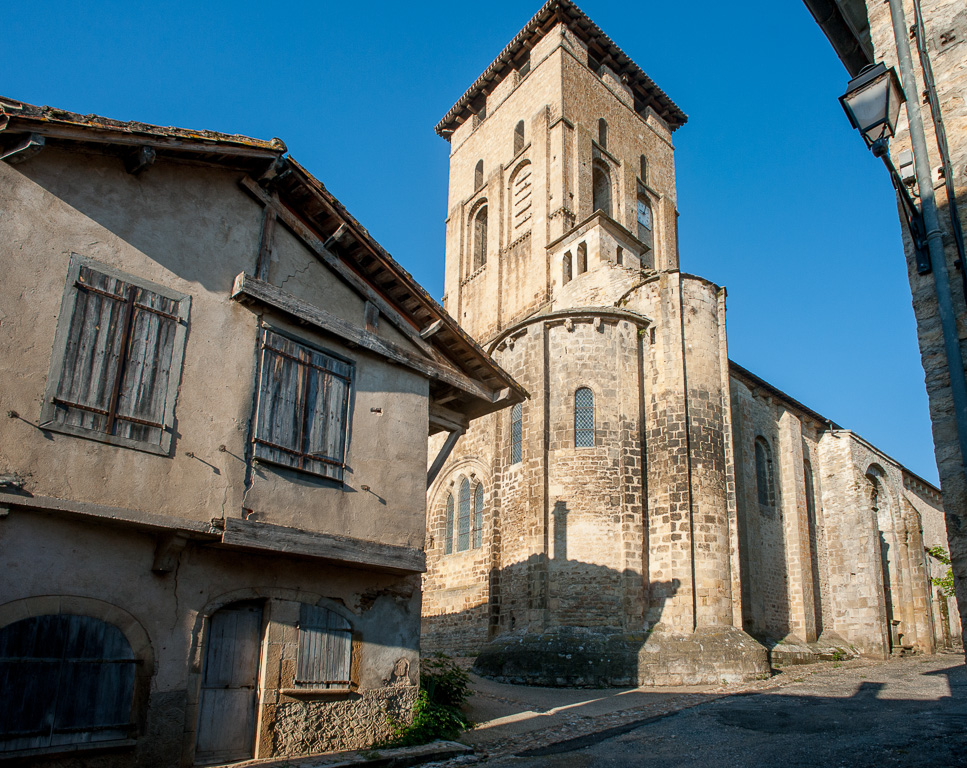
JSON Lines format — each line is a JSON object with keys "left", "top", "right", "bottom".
{"left": 840, "top": 62, "right": 929, "bottom": 274}
{"left": 839, "top": 62, "right": 905, "bottom": 157}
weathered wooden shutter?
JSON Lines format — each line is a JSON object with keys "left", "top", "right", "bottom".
{"left": 296, "top": 605, "right": 352, "bottom": 689}
{"left": 45, "top": 258, "right": 188, "bottom": 452}
{"left": 254, "top": 330, "right": 352, "bottom": 480}
{"left": 0, "top": 615, "right": 136, "bottom": 754}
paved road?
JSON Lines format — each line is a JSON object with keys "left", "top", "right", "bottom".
{"left": 439, "top": 655, "right": 967, "bottom": 768}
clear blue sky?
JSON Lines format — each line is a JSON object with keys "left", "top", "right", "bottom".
{"left": 3, "top": 0, "right": 940, "bottom": 483}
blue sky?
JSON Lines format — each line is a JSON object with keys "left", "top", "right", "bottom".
{"left": 3, "top": 1, "right": 939, "bottom": 483}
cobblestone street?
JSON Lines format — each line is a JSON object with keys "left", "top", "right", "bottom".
{"left": 430, "top": 654, "right": 967, "bottom": 768}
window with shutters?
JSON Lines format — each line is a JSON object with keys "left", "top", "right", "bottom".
{"left": 473, "top": 484, "right": 484, "bottom": 549}
{"left": 40, "top": 255, "right": 190, "bottom": 455}
{"left": 296, "top": 604, "right": 352, "bottom": 690}
{"left": 0, "top": 615, "right": 138, "bottom": 753}
{"left": 253, "top": 329, "right": 352, "bottom": 482}
{"left": 510, "top": 403, "right": 523, "bottom": 464}
{"left": 575, "top": 388, "right": 595, "bottom": 448}
{"left": 444, "top": 492, "right": 454, "bottom": 554}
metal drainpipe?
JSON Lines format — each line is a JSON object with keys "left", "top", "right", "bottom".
{"left": 887, "top": 0, "right": 967, "bottom": 485}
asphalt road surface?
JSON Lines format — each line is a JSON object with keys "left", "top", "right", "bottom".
{"left": 456, "top": 655, "right": 967, "bottom": 768}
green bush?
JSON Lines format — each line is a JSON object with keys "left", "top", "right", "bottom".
{"left": 380, "top": 653, "right": 474, "bottom": 747}
{"left": 927, "top": 546, "right": 956, "bottom": 598}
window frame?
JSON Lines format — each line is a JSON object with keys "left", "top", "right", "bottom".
{"left": 473, "top": 483, "right": 484, "bottom": 549}
{"left": 574, "top": 387, "right": 595, "bottom": 448}
{"left": 252, "top": 325, "right": 354, "bottom": 482}
{"left": 457, "top": 477, "right": 471, "bottom": 552}
{"left": 40, "top": 254, "right": 190, "bottom": 456}
{"left": 510, "top": 403, "right": 523, "bottom": 464}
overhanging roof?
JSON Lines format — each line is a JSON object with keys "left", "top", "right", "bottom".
{"left": 802, "top": 0, "right": 874, "bottom": 76}
{"left": 435, "top": 0, "right": 687, "bottom": 138}
{"left": 0, "top": 96, "right": 526, "bottom": 425}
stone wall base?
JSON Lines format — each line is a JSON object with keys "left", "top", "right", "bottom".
{"left": 473, "top": 624, "right": 770, "bottom": 687}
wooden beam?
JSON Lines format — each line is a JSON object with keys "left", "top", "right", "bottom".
{"left": 427, "top": 427, "right": 465, "bottom": 489}
{"left": 221, "top": 517, "right": 425, "bottom": 573}
{"left": 232, "top": 272, "right": 495, "bottom": 402}
{"left": 1, "top": 133, "right": 44, "bottom": 164}
{"left": 421, "top": 319, "right": 444, "bottom": 339}
{"left": 255, "top": 200, "right": 278, "bottom": 281}
{"left": 240, "top": 176, "right": 444, "bottom": 363}
{"left": 429, "top": 402, "right": 469, "bottom": 434}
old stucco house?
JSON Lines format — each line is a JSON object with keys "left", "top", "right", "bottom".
{"left": 0, "top": 98, "right": 523, "bottom": 765}
{"left": 421, "top": 0, "right": 961, "bottom": 686}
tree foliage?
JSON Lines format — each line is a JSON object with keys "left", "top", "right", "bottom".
{"left": 927, "top": 546, "right": 956, "bottom": 598}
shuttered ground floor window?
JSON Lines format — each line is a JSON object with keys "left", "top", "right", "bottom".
{"left": 296, "top": 605, "right": 352, "bottom": 689}
{"left": 0, "top": 615, "right": 137, "bottom": 754}
{"left": 254, "top": 329, "right": 352, "bottom": 482}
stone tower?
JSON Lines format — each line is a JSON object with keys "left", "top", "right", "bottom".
{"left": 423, "top": 0, "right": 769, "bottom": 685}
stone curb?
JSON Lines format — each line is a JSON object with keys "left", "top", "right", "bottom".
{"left": 212, "top": 740, "right": 473, "bottom": 768}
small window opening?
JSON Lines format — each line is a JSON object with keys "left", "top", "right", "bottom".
{"left": 598, "top": 118, "right": 608, "bottom": 149}
{"left": 444, "top": 493, "right": 454, "bottom": 554}
{"left": 640, "top": 155, "right": 648, "bottom": 183}
{"left": 575, "top": 388, "right": 595, "bottom": 448}
{"left": 474, "top": 160, "right": 484, "bottom": 190}
{"left": 510, "top": 403, "right": 523, "bottom": 464}
{"left": 514, "top": 120, "right": 525, "bottom": 155}
{"left": 473, "top": 205, "right": 488, "bottom": 269}
{"left": 473, "top": 484, "right": 484, "bottom": 549}
{"left": 577, "top": 242, "right": 588, "bottom": 274}
{"left": 458, "top": 477, "right": 471, "bottom": 552}
{"left": 616, "top": 246, "right": 623, "bottom": 266}
{"left": 592, "top": 164, "right": 612, "bottom": 217}
{"left": 562, "top": 252, "right": 573, "bottom": 284}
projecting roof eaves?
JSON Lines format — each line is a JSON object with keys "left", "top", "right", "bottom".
{"left": 0, "top": 95, "right": 525, "bottom": 420}
{"left": 0, "top": 96, "right": 286, "bottom": 156}
{"left": 435, "top": 0, "right": 687, "bottom": 138}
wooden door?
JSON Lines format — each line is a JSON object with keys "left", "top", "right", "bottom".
{"left": 195, "top": 602, "right": 264, "bottom": 765}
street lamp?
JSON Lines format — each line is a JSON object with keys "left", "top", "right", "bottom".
{"left": 840, "top": 61, "right": 929, "bottom": 274}
{"left": 839, "top": 62, "right": 905, "bottom": 157}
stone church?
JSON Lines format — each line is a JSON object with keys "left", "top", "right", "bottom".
{"left": 422, "top": 0, "right": 961, "bottom": 686}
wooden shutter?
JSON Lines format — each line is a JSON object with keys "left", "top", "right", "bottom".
{"left": 0, "top": 615, "right": 136, "bottom": 754}
{"left": 253, "top": 329, "right": 352, "bottom": 481}
{"left": 43, "top": 256, "right": 189, "bottom": 454}
{"left": 296, "top": 605, "right": 352, "bottom": 688}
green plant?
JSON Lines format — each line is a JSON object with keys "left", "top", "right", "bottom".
{"left": 927, "top": 546, "right": 956, "bottom": 598}
{"left": 379, "top": 653, "right": 474, "bottom": 747}
{"left": 831, "top": 649, "right": 846, "bottom": 662}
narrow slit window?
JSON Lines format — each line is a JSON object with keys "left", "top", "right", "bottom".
{"left": 474, "top": 160, "right": 484, "bottom": 190}
{"left": 639, "top": 155, "right": 648, "bottom": 183}
{"left": 562, "top": 252, "right": 573, "bottom": 285}
{"left": 458, "top": 477, "right": 471, "bottom": 552}
{"left": 473, "top": 206, "right": 488, "bottom": 270}
{"left": 473, "top": 484, "right": 484, "bottom": 548}
{"left": 514, "top": 120, "right": 525, "bottom": 155}
{"left": 445, "top": 493, "right": 454, "bottom": 554}
{"left": 575, "top": 388, "right": 595, "bottom": 448}
{"left": 511, "top": 403, "right": 523, "bottom": 464}
{"left": 577, "top": 243, "right": 588, "bottom": 274}
{"left": 598, "top": 118, "right": 608, "bottom": 149}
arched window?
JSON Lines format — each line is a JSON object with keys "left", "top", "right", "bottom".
{"left": 511, "top": 162, "right": 532, "bottom": 234}
{"left": 473, "top": 484, "right": 484, "bottom": 548}
{"left": 637, "top": 197, "right": 653, "bottom": 241}
{"left": 592, "top": 164, "right": 612, "bottom": 217}
{"left": 296, "top": 604, "right": 352, "bottom": 690}
{"left": 0, "top": 615, "right": 137, "bottom": 752}
{"left": 598, "top": 118, "right": 608, "bottom": 149}
{"left": 510, "top": 403, "right": 523, "bottom": 464}
{"left": 514, "top": 120, "right": 525, "bottom": 155}
{"left": 473, "top": 205, "right": 488, "bottom": 269}
{"left": 458, "top": 477, "right": 472, "bottom": 552}
{"left": 639, "top": 154, "right": 648, "bottom": 183}
{"left": 444, "top": 493, "right": 454, "bottom": 554}
{"left": 754, "top": 437, "right": 776, "bottom": 509}
{"left": 577, "top": 242, "right": 588, "bottom": 274}
{"left": 474, "top": 159, "right": 484, "bottom": 189}
{"left": 562, "top": 251, "right": 573, "bottom": 285}
{"left": 575, "top": 387, "right": 594, "bottom": 447}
